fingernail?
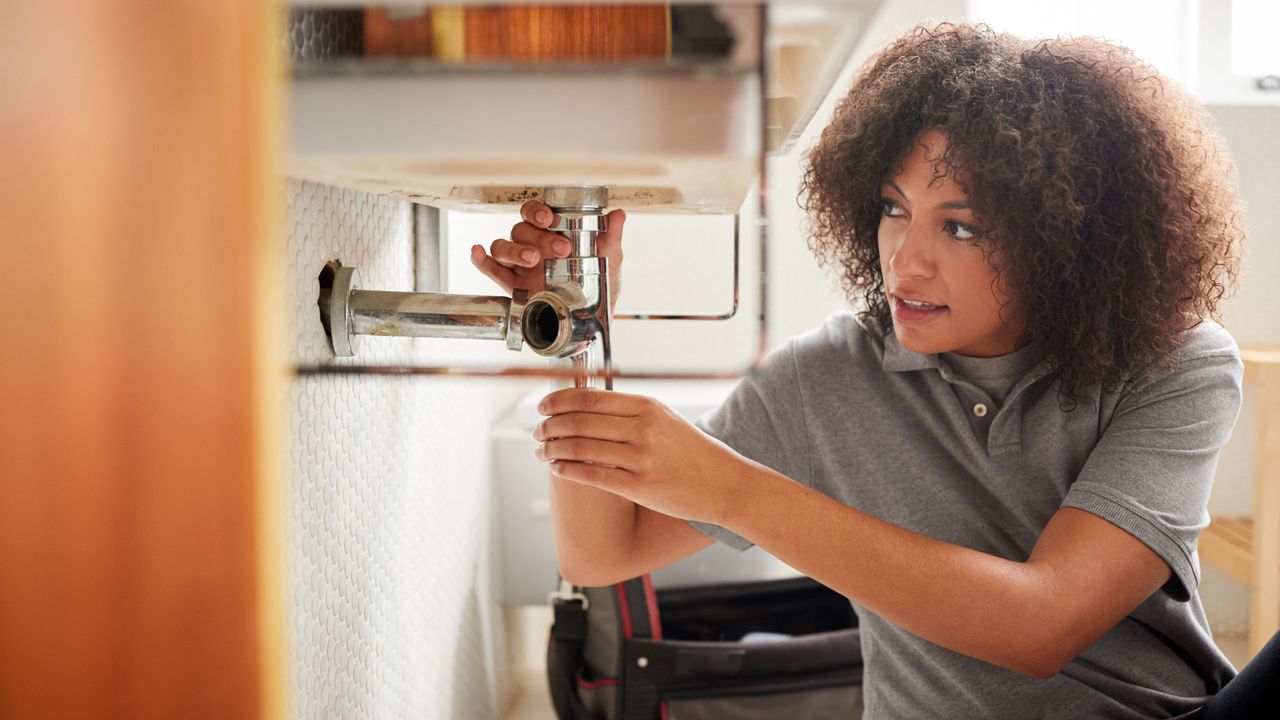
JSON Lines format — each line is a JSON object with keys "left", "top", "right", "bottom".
{"left": 554, "top": 240, "right": 570, "bottom": 255}
{"left": 522, "top": 249, "right": 538, "bottom": 263}
{"left": 538, "top": 210, "right": 552, "bottom": 225}
{"left": 537, "top": 400, "right": 547, "bottom": 414}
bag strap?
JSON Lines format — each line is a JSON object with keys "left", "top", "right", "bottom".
{"left": 548, "top": 584, "right": 596, "bottom": 720}
{"left": 615, "top": 576, "right": 661, "bottom": 640}
{"left": 614, "top": 576, "right": 665, "bottom": 720}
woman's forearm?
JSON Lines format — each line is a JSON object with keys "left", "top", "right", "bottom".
{"left": 722, "top": 465, "right": 1064, "bottom": 678}
{"left": 547, "top": 470, "right": 640, "bottom": 586}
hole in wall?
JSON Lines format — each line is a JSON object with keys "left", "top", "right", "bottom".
{"left": 319, "top": 259, "right": 340, "bottom": 289}
{"left": 317, "top": 260, "right": 342, "bottom": 337}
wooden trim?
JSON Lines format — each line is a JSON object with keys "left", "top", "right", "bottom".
{"left": 1239, "top": 347, "right": 1280, "bottom": 365}
{"left": 1241, "top": 347, "right": 1280, "bottom": 385}
{"left": 1202, "top": 517, "right": 1256, "bottom": 585}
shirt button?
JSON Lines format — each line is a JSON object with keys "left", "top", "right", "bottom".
{"left": 972, "top": 403, "right": 989, "bottom": 418}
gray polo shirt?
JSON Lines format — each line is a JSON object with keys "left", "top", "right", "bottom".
{"left": 691, "top": 312, "right": 1242, "bottom": 720}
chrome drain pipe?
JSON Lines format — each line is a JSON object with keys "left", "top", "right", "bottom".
{"left": 521, "top": 186, "right": 613, "bottom": 390}
{"left": 319, "top": 264, "right": 526, "bottom": 357}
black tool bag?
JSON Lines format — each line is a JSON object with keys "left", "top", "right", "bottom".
{"left": 547, "top": 574, "right": 863, "bottom": 720}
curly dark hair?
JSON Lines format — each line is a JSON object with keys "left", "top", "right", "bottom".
{"left": 801, "top": 22, "right": 1243, "bottom": 399}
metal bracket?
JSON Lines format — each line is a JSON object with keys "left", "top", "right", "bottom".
{"left": 547, "top": 580, "right": 590, "bottom": 611}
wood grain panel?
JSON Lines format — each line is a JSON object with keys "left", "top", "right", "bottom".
{"left": 0, "top": 1, "right": 284, "bottom": 719}
{"left": 464, "top": 4, "right": 669, "bottom": 61}
{"left": 1202, "top": 518, "right": 1256, "bottom": 584}
{"left": 365, "top": 8, "right": 435, "bottom": 58}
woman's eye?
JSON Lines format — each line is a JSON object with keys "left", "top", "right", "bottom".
{"left": 945, "top": 220, "right": 980, "bottom": 240}
{"left": 879, "top": 199, "right": 904, "bottom": 217}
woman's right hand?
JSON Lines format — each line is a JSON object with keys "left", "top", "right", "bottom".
{"left": 469, "top": 198, "right": 626, "bottom": 310}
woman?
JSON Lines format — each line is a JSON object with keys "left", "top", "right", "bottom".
{"left": 472, "top": 23, "right": 1273, "bottom": 719}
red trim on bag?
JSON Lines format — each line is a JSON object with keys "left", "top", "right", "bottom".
{"left": 641, "top": 574, "right": 662, "bottom": 640}
{"left": 660, "top": 700, "right": 670, "bottom": 720}
{"left": 576, "top": 675, "right": 620, "bottom": 690}
{"left": 615, "top": 583, "right": 634, "bottom": 638}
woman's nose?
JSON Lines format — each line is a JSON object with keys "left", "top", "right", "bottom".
{"left": 888, "top": 223, "right": 935, "bottom": 280}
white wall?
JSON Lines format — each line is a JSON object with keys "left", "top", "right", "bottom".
{"left": 1213, "top": 106, "right": 1280, "bottom": 349}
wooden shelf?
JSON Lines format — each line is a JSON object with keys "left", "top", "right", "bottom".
{"left": 1202, "top": 348, "right": 1280, "bottom": 656}
{"left": 1203, "top": 517, "right": 1278, "bottom": 584}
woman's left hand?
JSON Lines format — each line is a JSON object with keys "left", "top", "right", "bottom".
{"left": 533, "top": 388, "right": 750, "bottom": 524}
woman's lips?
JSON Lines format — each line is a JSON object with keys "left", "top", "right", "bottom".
{"left": 891, "top": 294, "right": 949, "bottom": 325}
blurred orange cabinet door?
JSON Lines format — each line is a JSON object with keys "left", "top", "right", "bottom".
{"left": 0, "top": 2, "right": 285, "bottom": 720}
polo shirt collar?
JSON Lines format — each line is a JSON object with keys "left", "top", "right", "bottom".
{"left": 883, "top": 328, "right": 1059, "bottom": 409}
{"left": 882, "top": 331, "right": 940, "bottom": 373}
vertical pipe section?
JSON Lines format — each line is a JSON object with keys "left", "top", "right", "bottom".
{"left": 541, "top": 186, "right": 612, "bottom": 391}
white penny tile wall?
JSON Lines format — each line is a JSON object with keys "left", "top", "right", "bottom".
{"left": 286, "top": 180, "right": 529, "bottom": 719}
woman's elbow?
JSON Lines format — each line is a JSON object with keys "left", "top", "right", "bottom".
{"left": 556, "top": 551, "right": 634, "bottom": 588}
{"left": 1009, "top": 627, "right": 1078, "bottom": 680}
{"left": 987, "top": 647, "right": 1067, "bottom": 680}
{"left": 557, "top": 563, "right": 619, "bottom": 588}
{"left": 1018, "top": 655, "right": 1069, "bottom": 681}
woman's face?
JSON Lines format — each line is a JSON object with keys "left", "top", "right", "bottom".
{"left": 877, "top": 129, "right": 1028, "bottom": 357}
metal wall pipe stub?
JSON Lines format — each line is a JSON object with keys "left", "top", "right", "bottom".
{"left": 349, "top": 290, "right": 510, "bottom": 340}
{"left": 320, "top": 264, "right": 524, "bottom": 356}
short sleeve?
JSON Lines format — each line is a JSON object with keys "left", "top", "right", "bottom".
{"left": 1062, "top": 338, "right": 1244, "bottom": 602}
{"left": 687, "top": 341, "right": 811, "bottom": 550}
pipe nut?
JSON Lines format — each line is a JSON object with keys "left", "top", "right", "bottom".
{"left": 329, "top": 265, "right": 360, "bottom": 357}
{"left": 542, "top": 185, "right": 608, "bottom": 213}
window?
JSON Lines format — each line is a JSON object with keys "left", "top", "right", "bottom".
{"left": 967, "top": 0, "right": 1198, "bottom": 86}
{"left": 1232, "top": 0, "right": 1280, "bottom": 77}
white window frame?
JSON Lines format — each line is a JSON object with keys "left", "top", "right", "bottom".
{"left": 966, "top": 0, "right": 1280, "bottom": 105}
{"left": 1198, "top": 0, "right": 1280, "bottom": 104}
